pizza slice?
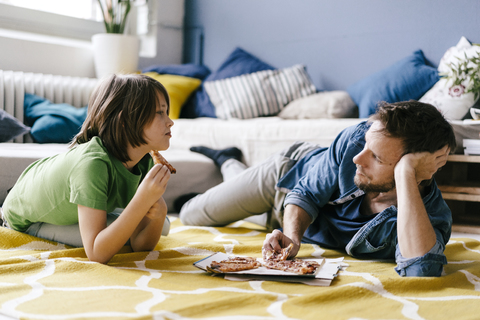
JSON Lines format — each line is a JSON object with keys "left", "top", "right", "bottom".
{"left": 263, "top": 259, "right": 322, "bottom": 275}
{"left": 264, "top": 243, "right": 293, "bottom": 261}
{"left": 208, "top": 256, "right": 262, "bottom": 273}
{"left": 150, "top": 150, "right": 176, "bottom": 174}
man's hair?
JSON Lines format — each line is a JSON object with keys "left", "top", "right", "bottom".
{"left": 368, "top": 100, "right": 456, "bottom": 154}
{"left": 70, "top": 74, "right": 170, "bottom": 163}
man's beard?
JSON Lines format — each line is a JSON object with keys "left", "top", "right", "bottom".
{"left": 354, "top": 175, "right": 396, "bottom": 193}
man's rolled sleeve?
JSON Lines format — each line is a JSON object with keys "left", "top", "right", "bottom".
{"left": 394, "top": 240, "right": 447, "bottom": 277}
{"left": 284, "top": 192, "right": 318, "bottom": 222}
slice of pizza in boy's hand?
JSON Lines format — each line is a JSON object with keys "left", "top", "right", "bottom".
{"left": 150, "top": 150, "right": 176, "bottom": 174}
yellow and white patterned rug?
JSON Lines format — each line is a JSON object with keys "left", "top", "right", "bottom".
{"left": 1, "top": 216, "right": 480, "bottom": 320}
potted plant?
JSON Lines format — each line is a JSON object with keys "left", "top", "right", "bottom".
{"left": 97, "top": 0, "right": 133, "bottom": 34}
{"left": 92, "top": 0, "right": 142, "bottom": 78}
{"left": 441, "top": 49, "right": 480, "bottom": 100}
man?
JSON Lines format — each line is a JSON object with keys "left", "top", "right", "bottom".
{"left": 178, "top": 101, "right": 456, "bottom": 277}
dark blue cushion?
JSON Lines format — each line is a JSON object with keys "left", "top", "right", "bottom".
{"left": 29, "top": 115, "right": 84, "bottom": 143}
{"left": 24, "top": 93, "right": 87, "bottom": 143}
{"left": 180, "top": 47, "right": 275, "bottom": 118}
{"left": 207, "top": 47, "right": 275, "bottom": 81}
{"left": 0, "top": 109, "right": 30, "bottom": 142}
{"left": 142, "top": 63, "right": 211, "bottom": 80}
{"left": 346, "top": 50, "right": 439, "bottom": 118}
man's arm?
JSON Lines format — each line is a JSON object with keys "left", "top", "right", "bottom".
{"left": 262, "top": 204, "right": 311, "bottom": 259}
{"left": 263, "top": 123, "right": 369, "bottom": 259}
{"left": 394, "top": 146, "right": 449, "bottom": 258}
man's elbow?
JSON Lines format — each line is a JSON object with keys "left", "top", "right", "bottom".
{"left": 395, "top": 262, "right": 444, "bottom": 277}
{"left": 395, "top": 241, "right": 447, "bottom": 277}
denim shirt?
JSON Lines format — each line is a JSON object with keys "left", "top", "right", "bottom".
{"left": 280, "top": 121, "right": 452, "bottom": 277}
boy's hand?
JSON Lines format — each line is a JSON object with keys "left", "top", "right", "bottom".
{"left": 136, "top": 164, "right": 171, "bottom": 206}
{"left": 145, "top": 197, "right": 167, "bottom": 220}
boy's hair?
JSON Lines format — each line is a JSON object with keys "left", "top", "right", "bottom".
{"left": 71, "top": 74, "right": 170, "bottom": 163}
{"left": 369, "top": 100, "right": 456, "bottom": 154}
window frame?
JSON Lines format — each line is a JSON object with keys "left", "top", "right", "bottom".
{"left": 0, "top": 3, "right": 103, "bottom": 41}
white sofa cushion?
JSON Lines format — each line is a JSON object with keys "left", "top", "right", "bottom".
{"left": 2, "top": 118, "right": 479, "bottom": 212}
{"left": 170, "top": 117, "right": 364, "bottom": 166}
{"left": 0, "top": 144, "right": 222, "bottom": 213}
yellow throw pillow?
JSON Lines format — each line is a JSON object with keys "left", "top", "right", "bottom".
{"left": 143, "top": 72, "right": 202, "bottom": 119}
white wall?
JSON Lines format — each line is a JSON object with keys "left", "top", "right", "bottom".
{"left": 0, "top": 30, "right": 96, "bottom": 77}
{"left": 139, "top": 0, "right": 185, "bottom": 71}
{"left": 0, "top": 0, "right": 184, "bottom": 78}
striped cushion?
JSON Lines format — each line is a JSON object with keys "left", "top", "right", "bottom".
{"left": 204, "top": 64, "right": 317, "bottom": 119}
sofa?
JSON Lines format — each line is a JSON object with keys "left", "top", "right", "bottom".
{"left": 3, "top": 41, "right": 480, "bottom": 211}
{"left": 2, "top": 110, "right": 480, "bottom": 213}
{"left": 0, "top": 67, "right": 362, "bottom": 210}
{"left": 0, "top": 115, "right": 363, "bottom": 211}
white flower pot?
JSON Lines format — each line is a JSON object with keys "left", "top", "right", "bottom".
{"left": 92, "top": 33, "right": 140, "bottom": 79}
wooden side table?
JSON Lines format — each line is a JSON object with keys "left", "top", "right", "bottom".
{"left": 436, "top": 155, "right": 480, "bottom": 233}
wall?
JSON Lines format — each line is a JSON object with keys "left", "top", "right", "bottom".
{"left": 0, "top": 31, "right": 96, "bottom": 78}
{"left": 141, "top": 0, "right": 185, "bottom": 71}
{"left": 183, "top": 0, "right": 480, "bottom": 91}
{"left": 0, "top": 0, "right": 184, "bottom": 78}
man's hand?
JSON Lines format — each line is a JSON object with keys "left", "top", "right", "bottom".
{"left": 395, "top": 145, "right": 449, "bottom": 184}
{"left": 263, "top": 204, "right": 312, "bottom": 260}
{"left": 393, "top": 146, "right": 449, "bottom": 259}
{"left": 262, "top": 229, "right": 299, "bottom": 260}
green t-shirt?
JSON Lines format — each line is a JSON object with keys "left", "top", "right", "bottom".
{"left": 3, "top": 137, "right": 152, "bottom": 231}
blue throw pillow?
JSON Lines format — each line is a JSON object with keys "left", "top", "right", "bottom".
{"left": 347, "top": 50, "right": 439, "bottom": 118}
{"left": 24, "top": 93, "right": 87, "bottom": 143}
{"left": 180, "top": 47, "right": 276, "bottom": 118}
{"left": 30, "top": 115, "right": 84, "bottom": 143}
{"left": 142, "top": 63, "right": 211, "bottom": 80}
{"left": 0, "top": 109, "right": 30, "bottom": 142}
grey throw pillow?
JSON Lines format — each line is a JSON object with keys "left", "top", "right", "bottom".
{"left": 0, "top": 109, "right": 30, "bottom": 142}
{"left": 278, "top": 91, "right": 358, "bottom": 119}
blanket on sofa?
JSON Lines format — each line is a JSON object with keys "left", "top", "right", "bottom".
{"left": 1, "top": 216, "right": 480, "bottom": 320}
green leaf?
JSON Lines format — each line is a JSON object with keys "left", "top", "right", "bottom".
{"left": 96, "top": 0, "right": 140, "bottom": 34}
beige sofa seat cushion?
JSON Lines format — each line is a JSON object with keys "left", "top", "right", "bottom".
{"left": 0, "top": 144, "right": 221, "bottom": 212}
